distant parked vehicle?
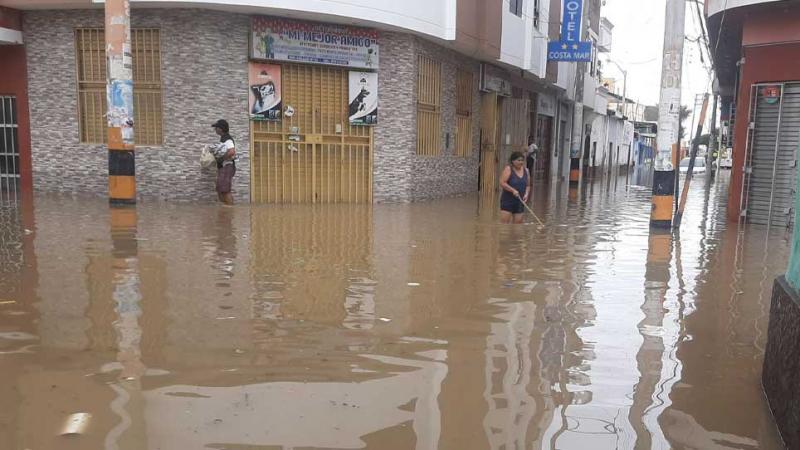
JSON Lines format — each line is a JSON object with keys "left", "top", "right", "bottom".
{"left": 720, "top": 157, "right": 733, "bottom": 169}
{"left": 679, "top": 157, "right": 706, "bottom": 174}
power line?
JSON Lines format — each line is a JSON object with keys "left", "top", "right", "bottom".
{"left": 685, "top": 0, "right": 715, "bottom": 91}
{"left": 712, "top": 0, "right": 730, "bottom": 67}
{"left": 690, "top": 0, "right": 714, "bottom": 69}
{"left": 613, "top": 57, "right": 658, "bottom": 65}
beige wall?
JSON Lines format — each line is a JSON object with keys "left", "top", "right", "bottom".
{"left": 455, "top": 0, "right": 502, "bottom": 61}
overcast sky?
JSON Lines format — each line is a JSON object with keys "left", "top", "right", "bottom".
{"left": 600, "top": 0, "right": 713, "bottom": 120}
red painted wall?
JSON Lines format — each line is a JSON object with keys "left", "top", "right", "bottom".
{"left": 742, "top": 6, "right": 800, "bottom": 46}
{"left": 0, "top": 6, "right": 22, "bottom": 30}
{"left": 0, "top": 8, "right": 32, "bottom": 193}
{"left": 728, "top": 42, "right": 800, "bottom": 221}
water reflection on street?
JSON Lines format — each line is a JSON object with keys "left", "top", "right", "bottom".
{"left": 0, "top": 171, "right": 787, "bottom": 449}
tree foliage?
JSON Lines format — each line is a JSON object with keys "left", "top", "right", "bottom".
{"left": 678, "top": 105, "right": 691, "bottom": 142}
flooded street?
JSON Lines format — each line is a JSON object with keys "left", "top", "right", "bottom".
{"left": 0, "top": 172, "right": 787, "bottom": 450}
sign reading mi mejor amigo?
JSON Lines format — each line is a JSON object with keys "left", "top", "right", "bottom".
{"left": 251, "top": 17, "right": 379, "bottom": 69}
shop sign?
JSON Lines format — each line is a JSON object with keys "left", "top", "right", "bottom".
{"left": 348, "top": 72, "right": 378, "bottom": 125}
{"left": 479, "top": 63, "right": 513, "bottom": 97}
{"left": 537, "top": 93, "right": 556, "bottom": 117}
{"left": 761, "top": 85, "right": 781, "bottom": 105}
{"left": 480, "top": 74, "right": 512, "bottom": 97}
{"left": 251, "top": 16, "right": 379, "bottom": 69}
{"left": 249, "top": 63, "right": 282, "bottom": 121}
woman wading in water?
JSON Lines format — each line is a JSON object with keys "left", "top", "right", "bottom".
{"left": 499, "top": 151, "right": 530, "bottom": 224}
{"left": 211, "top": 119, "right": 237, "bottom": 205}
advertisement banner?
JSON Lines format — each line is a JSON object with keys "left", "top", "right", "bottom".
{"left": 251, "top": 16, "right": 379, "bottom": 69}
{"left": 348, "top": 72, "right": 378, "bottom": 125}
{"left": 761, "top": 85, "right": 781, "bottom": 104}
{"left": 249, "top": 63, "right": 282, "bottom": 121}
{"left": 107, "top": 79, "right": 134, "bottom": 144}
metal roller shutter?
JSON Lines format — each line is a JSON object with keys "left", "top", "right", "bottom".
{"left": 744, "top": 83, "right": 800, "bottom": 227}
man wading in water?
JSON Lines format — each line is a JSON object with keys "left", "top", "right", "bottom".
{"left": 211, "top": 119, "right": 237, "bottom": 205}
{"left": 499, "top": 151, "right": 530, "bottom": 224}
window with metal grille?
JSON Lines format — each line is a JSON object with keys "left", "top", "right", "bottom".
{"left": 0, "top": 96, "right": 20, "bottom": 199}
{"left": 533, "top": 0, "right": 540, "bottom": 28}
{"left": 455, "top": 70, "right": 473, "bottom": 158}
{"left": 75, "top": 28, "right": 163, "bottom": 146}
{"left": 417, "top": 55, "right": 442, "bottom": 156}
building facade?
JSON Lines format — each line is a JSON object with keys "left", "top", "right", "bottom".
{"left": 707, "top": 0, "right": 800, "bottom": 227}
{"left": 0, "top": 0, "right": 609, "bottom": 204}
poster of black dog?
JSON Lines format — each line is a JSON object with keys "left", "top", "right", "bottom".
{"left": 348, "top": 72, "right": 378, "bottom": 126}
{"left": 249, "top": 63, "right": 282, "bottom": 121}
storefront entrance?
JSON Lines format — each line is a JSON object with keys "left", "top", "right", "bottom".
{"left": 251, "top": 64, "right": 373, "bottom": 204}
{"left": 535, "top": 114, "right": 553, "bottom": 179}
{"left": 741, "top": 82, "right": 800, "bottom": 227}
{"left": 478, "top": 92, "right": 530, "bottom": 198}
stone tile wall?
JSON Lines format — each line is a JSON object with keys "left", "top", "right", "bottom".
{"left": 24, "top": 9, "right": 486, "bottom": 204}
{"left": 410, "top": 38, "right": 482, "bottom": 202}
{"left": 373, "top": 33, "right": 483, "bottom": 203}
{"left": 24, "top": 9, "right": 251, "bottom": 202}
{"left": 372, "top": 32, "right": 415, "bottom": 203}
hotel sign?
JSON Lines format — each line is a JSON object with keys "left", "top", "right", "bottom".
{"left": 547, "top": 0, "right": 593, "bottom": 62}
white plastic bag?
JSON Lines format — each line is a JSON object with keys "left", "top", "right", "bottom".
{"left": 200, "top": 145, "right": 216, "bottom": 170}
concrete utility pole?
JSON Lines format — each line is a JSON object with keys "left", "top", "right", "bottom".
{"left": 106, "top": 0, "right": 136, "bottom": 204}
{"left": 606, "top": 58, "right": 628, "bottom": 117}
{"left": 568, "top": 0, "right": 589, "bottom": 185}
{"left": 570, "top": 69, "right": 585, "bottom": 185}
{"left": 650, "top": 0, "right": 686, "bottom": 228}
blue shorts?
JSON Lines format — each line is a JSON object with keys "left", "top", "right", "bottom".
{"left": 500, "top": 198, "right": 524, "bottom": 214}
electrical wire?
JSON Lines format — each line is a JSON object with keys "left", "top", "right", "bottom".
{"left": 690, "top": 0, "right": 714, "bottom": 70}
{"left": 712, "top": 0, "right": 730, "bottom": 65}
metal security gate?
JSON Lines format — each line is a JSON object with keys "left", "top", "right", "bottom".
{"left": 741, "top": 83, "right": 800, "bottom": 227}
{"left": 0, "top": 96, "right": 19, "bottom": 204}
{"left": 479, "top": 94, "right": 530, "bottom": 198}
{"left": 534, "top": 115, "right": 552, "bottom": 178}
{"left": 479, "top": 92, "right": 500, "bottom": 197}
{"left": 251, "top": 64, "right": 373, "bottom": 204}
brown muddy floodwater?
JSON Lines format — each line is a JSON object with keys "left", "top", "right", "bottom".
{"left": 0, "top": 172, "right": 788, "bottom": 450}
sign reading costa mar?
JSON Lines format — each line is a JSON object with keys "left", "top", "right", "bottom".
{"left": 547, "top": 0, "right": 592, "bottom": 62}
{"left": 251, "top": 17, "right": 379, "bottom": 69}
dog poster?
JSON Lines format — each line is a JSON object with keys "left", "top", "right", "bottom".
{"left": 249, "top": 63, "right": 282, "bottom": 121}
{"left": 348, "top": 71, "right": 378, "bottom": 126}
